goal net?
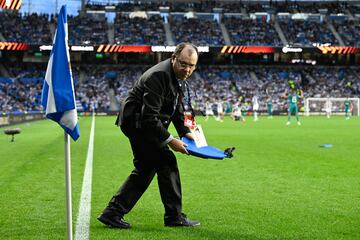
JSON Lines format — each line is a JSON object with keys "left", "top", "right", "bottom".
{"left": 304, "top": 98, "right": 360, "bottom": 116}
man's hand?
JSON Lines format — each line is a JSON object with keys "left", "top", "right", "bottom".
{"left": 168, "top": 138, "right": 189, "bottom": 154}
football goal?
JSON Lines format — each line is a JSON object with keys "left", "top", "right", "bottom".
{"left": 304, "top": 97, "right": 360, "bottom": 116}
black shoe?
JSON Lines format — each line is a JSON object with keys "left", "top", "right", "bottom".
{"left": 164, "top": 213, "right": 200, "bottom": 227}
{"left": 97, "top": 211, "right": 131, "bottom": 229}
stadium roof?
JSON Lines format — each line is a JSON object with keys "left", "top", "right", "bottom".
{"left": 19, "top": 0, "right": 82, "bottom": 15}
{"left": 6, "top": 0, "right": 360, "bottom": 15}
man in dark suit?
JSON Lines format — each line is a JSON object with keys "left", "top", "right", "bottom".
{"left": 98, "top": 43, "right": 200, "bottom": 228}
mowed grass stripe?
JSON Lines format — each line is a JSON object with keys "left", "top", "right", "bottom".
{"left": 1, "top": 116, "right": 359, "bottom": 239}
{"left": 90, "top": 116, "right": 360, "bottom": 240}
{"left": 0, "top": 117, "right": 91, "bottom": 239}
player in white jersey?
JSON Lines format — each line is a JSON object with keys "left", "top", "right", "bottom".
{"left": 325, "top": 97, "right": 332, "bottom": 118}
{"left": 205, "top": 99, "right": 214, "bottom": 121}
{"left": 231, "top": 101, "right": 246, "bottom": 122}
{"left": 252, "top": 95, "right": 259, "bottom": 121}
{"left": 216, "top": 98, "right": 224, "bottom": 122}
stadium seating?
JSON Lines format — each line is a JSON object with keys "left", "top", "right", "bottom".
{"left": 332, "top": 19, "right": 360, "bottom": 47}
{"left": 0, "top": 12, "right": 52, "bottom": 44}
{"left": 278, "top": 19, "right": 339, "bottom": 46}
{"left": 1, "top": 62, "right": 359, "bottom": 113}
{"left": 223, "top": 17, "right": 282, "bottom": 46}
{"left": 68, "top": 14, "right": 108, "bottom": 45}
{"left": 169, "top": 15, "right": 225, "bottom": 46}
{"left": 1, "top": 2, "right": 359, "bottom": 47}
{"left": 1, "top": 1, "right": 360, "bottom": 114}
{"left": 114, "top": 14, "right": 166, "bottom": 45}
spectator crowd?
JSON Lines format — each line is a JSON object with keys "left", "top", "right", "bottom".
{"left": 1, "top": 2, "right": 359, "bottom": 47}
{"left": 1, "top": 64, "right": 359, "bottom": 114}
{"left": 1, "top": 1, "right": 360, "bottom": 114}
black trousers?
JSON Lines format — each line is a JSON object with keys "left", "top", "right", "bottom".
{"left": 107, "top": 129, "right": 182, "bottom": 218}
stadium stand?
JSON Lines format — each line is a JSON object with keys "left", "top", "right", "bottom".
{"left": 169, "top": 14, "right": 225, "bottom": 46}
{"left": 68, "top": 14, "right": 108, "bottom": 45}
{"left": 0, "top": 11, "right": 52, "bottom": 44}
{"left": 332, "top": 19, "right": 360, "bottom": 47}
{"left": 114, "top": 14, "right": 166, "bottom": 45}
{"left": 1, "top": 1, "right": 360, "bottom": 47}
{"left": 278, "top": 18, "right": 339, "bottom": 46}
{"left": 1, "top": 0, "right": 360, "bottom": 117}
{"left": 1, "top": 61, "right": 359, "bottom": 113}
{"left": 223, "top": 17, "right": 282, "bottom": 46}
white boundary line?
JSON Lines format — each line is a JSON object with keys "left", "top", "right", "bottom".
{"left": 75, "top": 114, "right": 95, "bottom": 240}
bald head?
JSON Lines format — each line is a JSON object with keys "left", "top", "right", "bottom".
{"left": 172, "top": 42, "right": 198, "bottom": 59}
{"left": 171, "top": 43, "right": 198, "bottom": 81}
{"left": 183, "top": 46, "right": 197, "bottom": 58}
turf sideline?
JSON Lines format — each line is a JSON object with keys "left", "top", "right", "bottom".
{"left": 75, "top": 114, "right": 95, "bottom": 240}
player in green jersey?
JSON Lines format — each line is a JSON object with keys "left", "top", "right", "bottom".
{"left": 266, "top": 96, "right": 273, "bottom": 119}
{"left": 286, "top": 89, "right": 303, "bottom": 125}
{"left": 344, "top": 98, "right": 353, "bottom": 120}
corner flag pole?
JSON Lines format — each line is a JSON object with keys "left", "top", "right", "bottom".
{"left": 41, "top": 5, "right": 80, "bottom": 240}
{"left": 65, "top": 133, "right": 73, "bottom": 240}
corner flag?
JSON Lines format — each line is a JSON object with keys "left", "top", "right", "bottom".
{"left": 41, "top": 5, "right": 79, "bottom": 141}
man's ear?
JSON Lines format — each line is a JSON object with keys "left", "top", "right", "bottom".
{"left": 171, "top": 54, "right": 176, "bottom": 63}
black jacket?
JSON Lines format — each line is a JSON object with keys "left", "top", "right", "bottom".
{"left": 118, "top": 59, "right": 190, "bottom": 146}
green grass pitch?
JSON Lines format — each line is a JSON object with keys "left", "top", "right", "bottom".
{"left": 0, "top": 115, "right": 359, "bottom": 240}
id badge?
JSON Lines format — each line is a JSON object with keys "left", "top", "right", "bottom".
{"left": 190, "top": 124, "right": 208, "bottom": 147}
{"left": 184, "top": 112, "right": 195, "bottom": 129}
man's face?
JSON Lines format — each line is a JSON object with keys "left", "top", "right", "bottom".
{"left": 172, "top": 47, "right": 198, "bottom": 81}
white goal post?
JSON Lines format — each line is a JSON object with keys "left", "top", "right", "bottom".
{"left": 305, "top": 97, "right": 360, "bottom": 116}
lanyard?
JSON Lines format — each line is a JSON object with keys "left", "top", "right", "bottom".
{"left": 184, "top": 81, "right": 196, "bottom": 117}
{"left": 179, "top": 80, "right": 205, "bottom": 117}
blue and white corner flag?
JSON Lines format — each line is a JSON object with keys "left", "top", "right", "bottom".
{"left": 41, "top": 5, "right": 80, "bottom": 141}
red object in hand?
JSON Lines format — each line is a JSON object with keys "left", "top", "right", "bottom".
{"left": 184, "top": 112, "right": 195, "bottom": 129}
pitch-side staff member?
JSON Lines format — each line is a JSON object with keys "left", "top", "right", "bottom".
{"left": 98, "top": 43, "right": 200, "bottom": 228}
